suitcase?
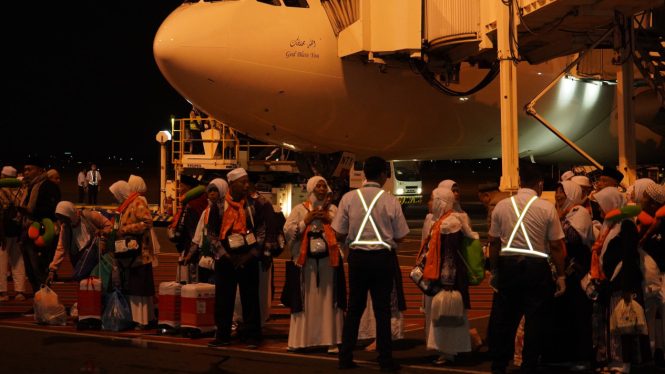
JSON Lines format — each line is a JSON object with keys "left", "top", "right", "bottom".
{"left": 157, "top": 281, "right": 182, "bottom": 335}
{"left": 77, "top": 277, "right": 102, "bottom": 331}
{"left": 181, "top": 283, "right": 216, "bottom": 338}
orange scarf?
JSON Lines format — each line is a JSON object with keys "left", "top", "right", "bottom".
{"left": 639, "top": 205, "right": 665, "bottom": 248}
{"left": 295, "top": 201, "right": 340, "bottom": 267}
{"left": 417, "top": 210, "right": 454, "bottom": 281}
{"left": 117, "top": 192, "right": 141, "bottom": 214}
{"left": 220, "top": 192, "right": 247, "bottom": 240}
{"left": 589, "top": 222, "right": 616, "bottom": 281}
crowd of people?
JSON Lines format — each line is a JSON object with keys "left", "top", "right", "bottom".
{"left": 1, "top": 156, "right": 664, "bottom": 374}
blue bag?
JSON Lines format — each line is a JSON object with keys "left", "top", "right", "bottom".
{"left": 72, "top": 237, "right": 100, "bottom": 282}
{"left": 101, "top": 289, "right": 134, "bottom": 331}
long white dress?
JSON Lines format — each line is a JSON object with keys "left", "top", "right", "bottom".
{"left": 284, "top": 203, "right": 345, "bottom": 348}
{"left": 358, "top": 292, "right": 404, "bottom": 341}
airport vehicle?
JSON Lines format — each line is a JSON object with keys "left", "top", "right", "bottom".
{"left": 350, "top": 160, "right": 423, "bottom": 205}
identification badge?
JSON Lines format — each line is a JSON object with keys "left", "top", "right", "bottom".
{"left": 115, "top": 240, "right": 128, "bottom": 253}
{"left": 245, "top": 232, "right": 256, "bottom": 246}
{"left": 310, "top": 238, "right": 327, "bottom": 253}
{"left": 228, "top": 234, "right": 245, "bottom": 249}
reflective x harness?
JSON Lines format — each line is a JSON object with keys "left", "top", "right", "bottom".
{"left": 501, "top": 196, "right": 548, "bottom": 258}
{"left": 349, "top": 189, "right": 391, "bottom": 250}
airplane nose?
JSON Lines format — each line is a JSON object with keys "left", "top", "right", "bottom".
{"left": 154, "top": 5, "right": 229, "bottom": 96}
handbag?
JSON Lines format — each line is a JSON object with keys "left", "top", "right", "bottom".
{"left": 459, "top": 237, "right": 485, "bottom": 286}
{"left": 410, "top": 256, "right": 442, "bottom": 297}
{"left": 198, "top": 226, "right": 214, "bottom": 270}
{"left": 610, "top": 298, "right": 648, "bottom": 335}
{"left": 72, "top": 236, "right": 100, "bottom": 282}
{"left": 431, "top": 289, "right": 465, "bottom": 327}
{"left": 114, "top": 235, "right": 142, "bottom": 259}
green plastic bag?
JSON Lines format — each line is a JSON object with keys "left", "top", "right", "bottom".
{"left": 461, "top": 237, "right": 486, "bottom": 286}
{"left": 91, "top": 253, "right": 114, "bottom": 295}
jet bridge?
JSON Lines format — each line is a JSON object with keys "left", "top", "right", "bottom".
{"left": 322, "top": 0, "right": 663, "bottom": 190}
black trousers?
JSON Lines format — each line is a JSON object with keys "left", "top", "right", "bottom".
{"left": 22, "top": 239, "right": 52, "bottom": 293}
{"left": 214, "top": 256, "right": 262, "bottom": 341}
{"left": 490, "top": 256, "right": 554, "bottom": 374}
{"left": 88, "top": 184, "right": 98, "bottom": 205}
{"left": 78, "top": 186, "right": 85, "bottom": 203}
{"left": 339, "top": 249, "right": 395, "bottom": 367}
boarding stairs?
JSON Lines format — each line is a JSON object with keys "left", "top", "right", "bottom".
{"left": 634, "top": 10, "right": 665, "bottom": 109}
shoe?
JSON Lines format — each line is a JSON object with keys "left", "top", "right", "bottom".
{"left": 0, "top": 295, "right": 8, "bottom": 302}
{"left": 15, "top": 293, "right": 25, "bottom": 301}
{"left": 328, "top": 346, "right": 339, "bottom": 355}
{"left": 338, "top": 361, "right": 359, "bottom": 370}
{"left": 207, "top": 339, "right": 231, "bottom": 348}
{"left": 245, "top": 341, "right": 259, "bottom": 350}
{"left": 380, "top": 363, "right": 401, "bottom": 373}
{"left": 571, "top": 362, "right": 591, "bottom": 371}
{"left": 287, "top": 347, "right": 305, "bottom": 353}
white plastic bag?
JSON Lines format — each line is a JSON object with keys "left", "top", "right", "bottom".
{"left": 34, "top": 285, "right": 67, "bottom": 326}
{"left": 431, "top": 289, "right": 464, "bottom": 327}
{"left": 610, "top": 298, "right": 648, "bottom": 335}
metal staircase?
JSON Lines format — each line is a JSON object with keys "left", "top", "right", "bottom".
{"left": 634, "top": 10, "right": 665, "bottom": 109}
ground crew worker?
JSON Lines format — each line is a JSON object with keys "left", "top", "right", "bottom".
{"left": 478, "top": 182, "right": 512, "bottom": 233}
{"left": 189, "top": 107, "right": 204, "bottom": 154}
{"left": 332, "top": 156, "right": 410, "bottom": 373}
{"left": 488, "top": 164, "right": 567, "bottom": 374}
{"left": 86, "top": 164, "right": 101, "bottom": 205}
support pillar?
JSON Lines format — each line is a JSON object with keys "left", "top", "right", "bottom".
{"left": 160, "top": 144, "right": 167, "bottom": 215}
{"left": 498, "top": 0, "right": 520, "bottom": 192}
{"left": 615, "top": 17, "right": 637, "bottom": 186}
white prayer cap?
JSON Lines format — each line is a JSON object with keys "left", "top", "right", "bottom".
{"left": 227, "top": 168, "right": 248, "bottom": 183}
{"left": 560, "top": 171, "right": 575, "bottom": 181}
{"left": 571, "top": 175, "right": 592, "bottom": 188}
{"left": 1, "top": 166, "right": 17, "bottom": 177}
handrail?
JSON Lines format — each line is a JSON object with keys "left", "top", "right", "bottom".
{"left": 524, "top": 27, "right": 615, "bottom": 170}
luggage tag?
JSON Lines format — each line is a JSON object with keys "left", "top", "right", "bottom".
{"left": 245, "top": 231, "right": 256, "bottom": 246}
{"left": 228, "top": 234, "right": 245, "bottom": 249}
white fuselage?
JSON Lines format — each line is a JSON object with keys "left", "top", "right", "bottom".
{"left": 153, "top": 0, "right": 663, "bottom": 164}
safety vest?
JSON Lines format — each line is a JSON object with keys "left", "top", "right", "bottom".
{"left": 501, "top": 196, "right": 548, "bottom": 258}
{"left": 349, "top": 189, "right": 391, "bottom": 250}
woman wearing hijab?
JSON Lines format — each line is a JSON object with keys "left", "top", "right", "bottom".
{"left": 45, "top": 202, "right": 112, "bottom": 285}
{"left": 284, "top": 176, "right": 345, "bottom": 353}
{"left": 109, "top": 180, "right": 157, "bottom": 329}
{"left": 542, "top": 181, "right": 595, "bottom": 368}
{"left": 184, "top": 178, "right": 228, "bottom": 284}
{"left": 439, "top": 180, "right": 464, "bottom": 213}
{"left": 128, "top": 175, "right": 161, "bottom": 267}
{"left": 629, "top": 178, "right": 655, "bottom": 205}
{"left": 418, "top": 188, "right": 478, "bottom": 365}
{"left": 590, "top": 188, "right": 651, "bottom": 373}
{"left": 170, "top": 175, "right": 208, "bottom": 282}
{"left": 47, "top": 170, "right": 61, "bottom": 185}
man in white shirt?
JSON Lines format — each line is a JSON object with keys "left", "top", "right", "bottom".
{"left": 332, "top": 156, "right": 410, "bottom": 373}
{"left": 77, "top": 168, "right": 87, "bottom": 203}
{"left": 488, "top": 164, "right": 566, "bottom": 374}
{"left": 86, "top": 164, "right": 101, "bottom": 205}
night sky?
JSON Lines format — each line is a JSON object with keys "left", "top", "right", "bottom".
{"left": 2, "top": 1, "right": 189, "bottom": 166}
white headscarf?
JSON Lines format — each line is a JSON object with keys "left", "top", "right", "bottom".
{"left": 207, "top": 178, "right": 228, "bottom": 197}
{"left": 560, "top": 181, "right": 595, "bottom": 248}
{"left": 128, "top": 175, "right": 148, "bottom": 204}
{"left": 560, "top": 171, "right": 575, "bottom": 181}
{"left": 307, "top": 176, "right": 327, "bottom": 209}
{"left": 633, "top": 178, "right": 655, "bottom": 204}
{"left": 227, "top": 168, "right": 247, "bottom": 183}
{"left": 109, "top": 181, "right": 131, "bottom": 204}
{"left": 438, "top": 179, "right": 464, "bottom": 213}
{"left": 55, "top": 201, "right": 94, "bottom": 251}
{"left": 431, "top": 187, "right": 454, "bottom": 220}
{"left": 594, "top": 187, "right": 627, "bottom": 258}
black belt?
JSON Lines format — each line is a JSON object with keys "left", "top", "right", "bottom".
{"left": 499, "top": 255, "right": 549, "bottom": 263}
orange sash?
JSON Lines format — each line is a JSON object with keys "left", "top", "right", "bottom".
{"left": 296, "top": 201, "right": 340, "bottom": 267}
{"left": 220, "top": 192, "right": 247, "bottom": 240}
{"left": 417, "top": 210, "right": 454, "bottom": 281}
{"left": 589, "top": 222, "right": 616, "bottom": 281}
{"left": 117, "top": 192, "right": 141, "bottom": 214}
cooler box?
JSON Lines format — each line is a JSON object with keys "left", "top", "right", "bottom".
{"left": 78, "top": 277, "right": 102, "bottom": 321}
{"left": 158, "top": 281, "right": 182, "bottom": 332}
{"left": 181, "top": 283, "right": 216, "bottom": 337}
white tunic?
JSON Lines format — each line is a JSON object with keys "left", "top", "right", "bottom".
{"left": 358, "top": 292, "right": 404, "bottom": 341}
{"left": 284, "top": 203, "right": 344, "bottom": 348}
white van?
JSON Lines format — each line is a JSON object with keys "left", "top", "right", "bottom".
{"left": 350, "top": 160, "right": 423, "bottom": 206}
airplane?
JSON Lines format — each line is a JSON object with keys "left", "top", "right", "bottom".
{"left": 153, "top": 0, "right": 664, "bottom": 165}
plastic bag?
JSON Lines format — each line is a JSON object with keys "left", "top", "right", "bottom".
{"left": 431, "top": 289, "right": 464, "bottom": 327}
{"left": 460, "top": 238, "right": 486, "bottom": 286}
{"left": 34, "top": 285, "right": 67, "bottom": 325}
{"left": 101, "top": 289, "right": 134, "bottom": 332}
{"left": 610, "top": 298, "right": 648, "bottom": 335}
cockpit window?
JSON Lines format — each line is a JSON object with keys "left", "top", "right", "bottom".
{"left": 257, "top": 0, "right": 281, "bottom": 5}
{"left": 283, "top": 0, "right": 308, "bottom": 7}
